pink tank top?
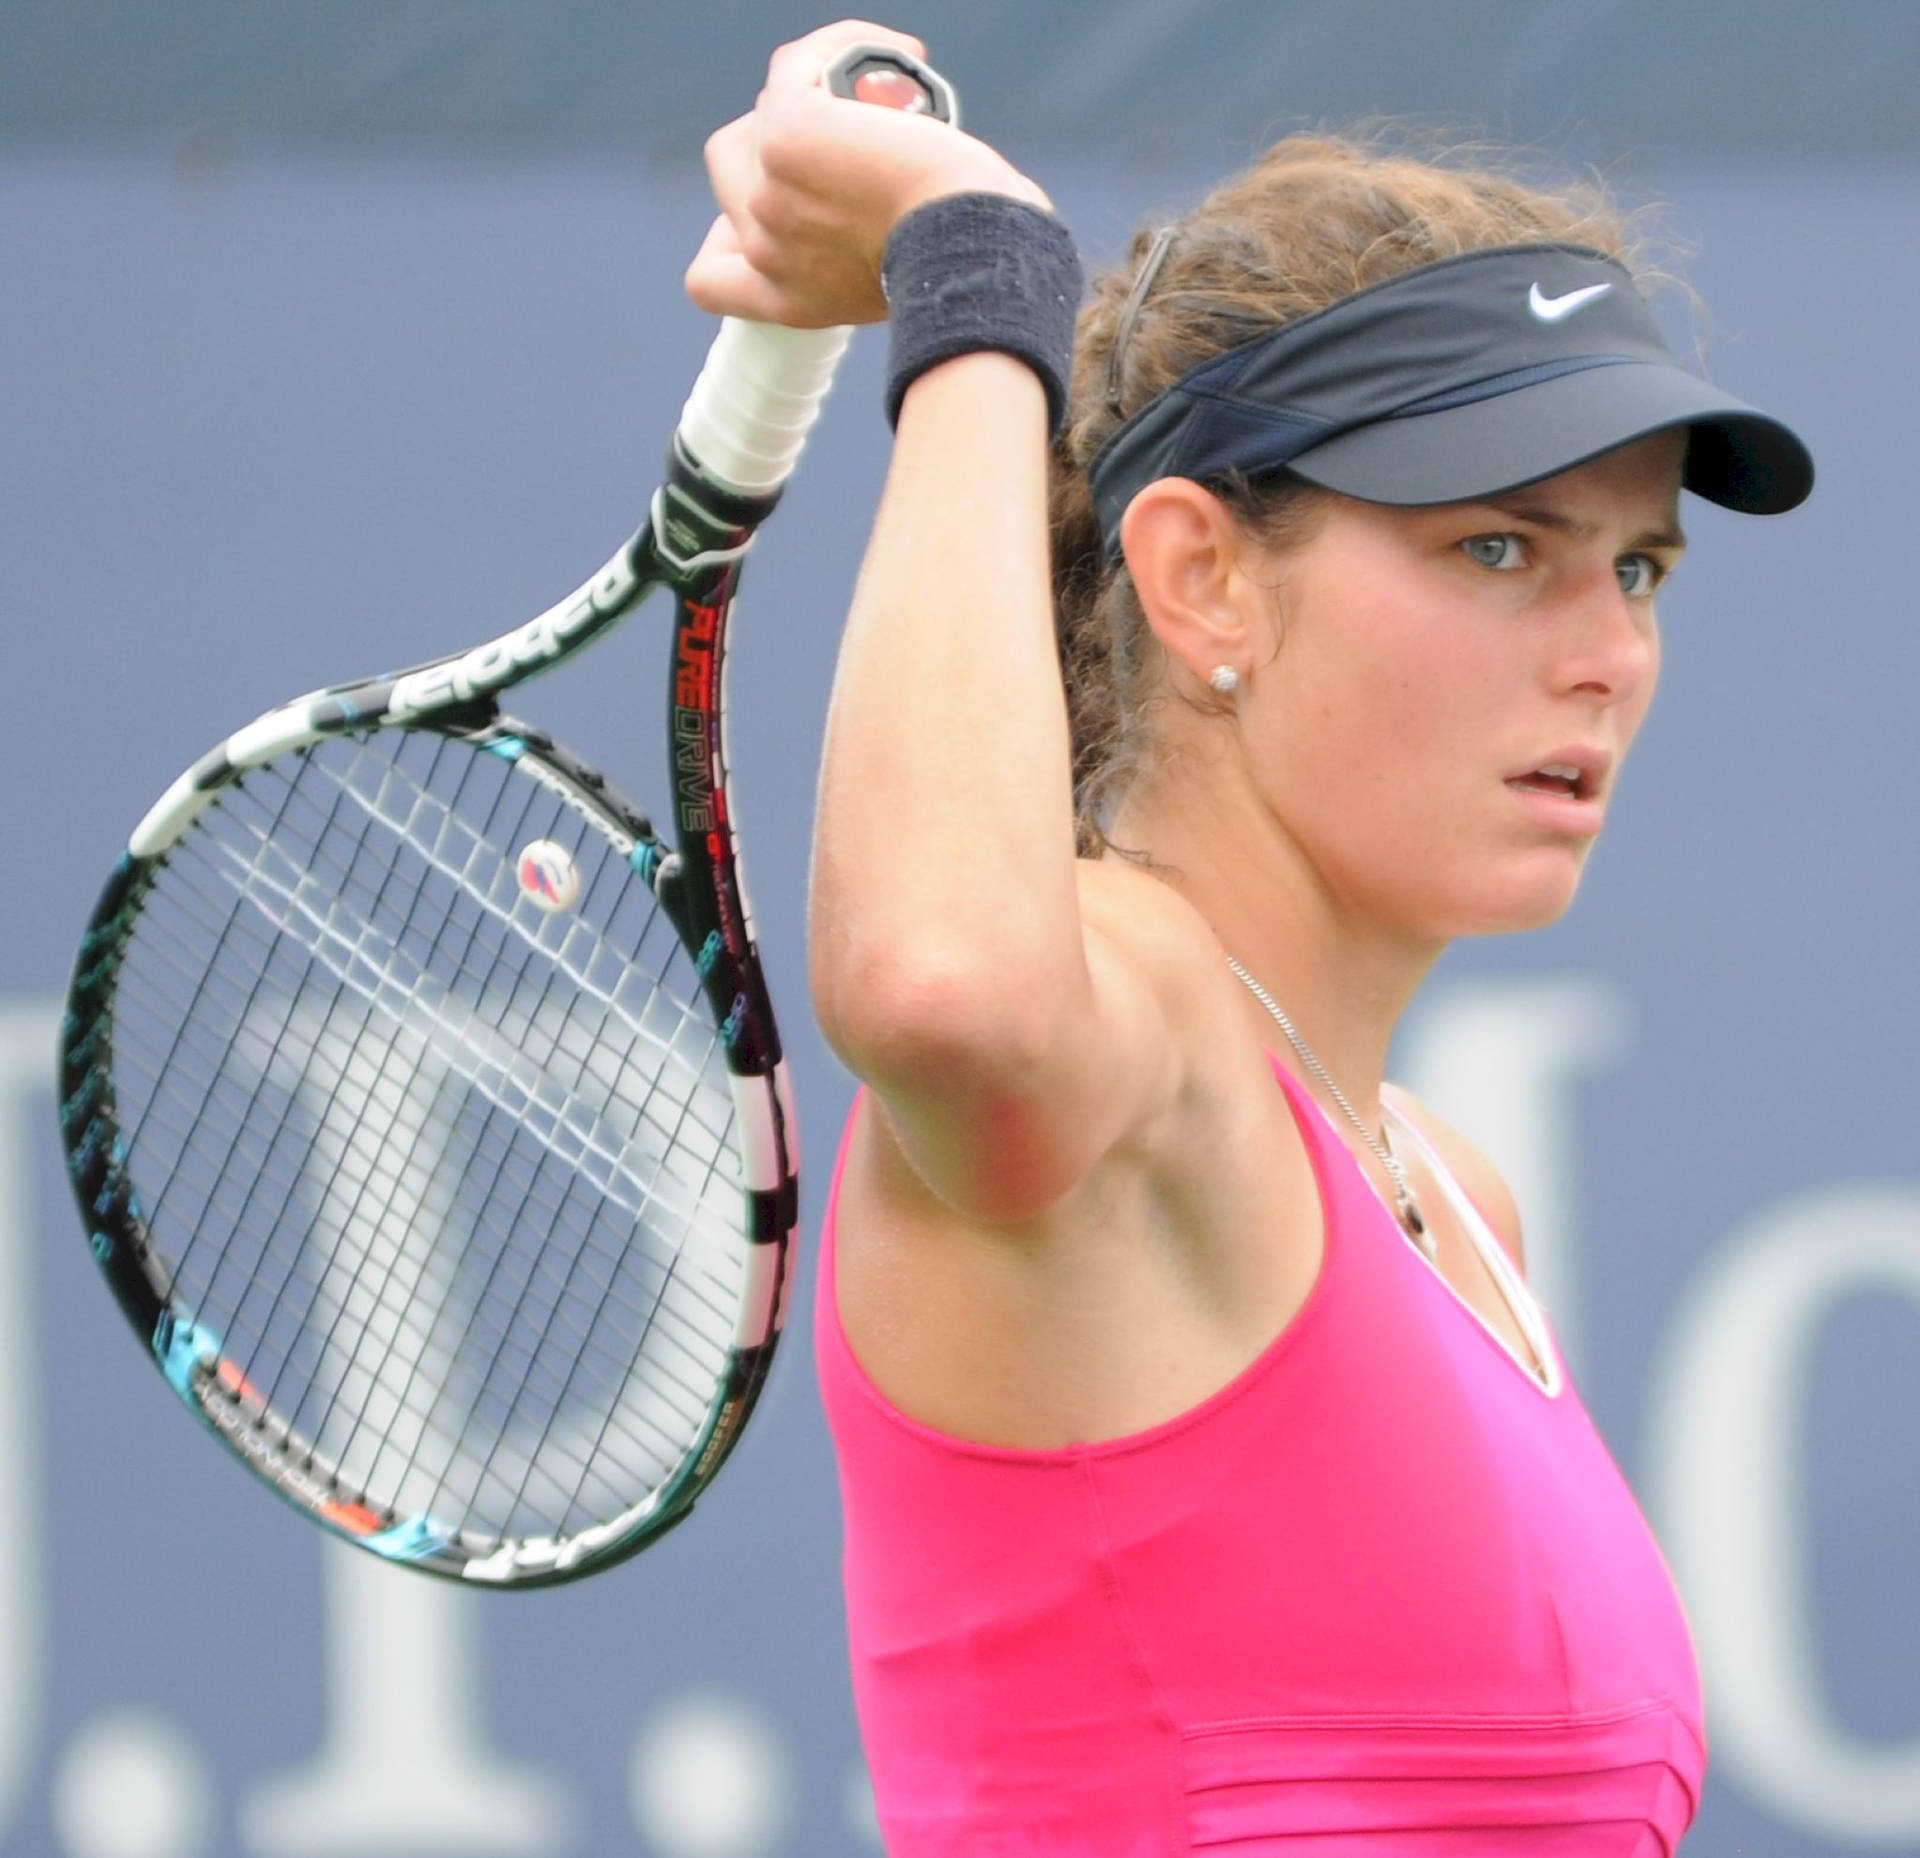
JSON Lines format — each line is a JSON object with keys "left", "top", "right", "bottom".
{"left": 817, "top": 1061, "right": 1704, "bottom": 1854}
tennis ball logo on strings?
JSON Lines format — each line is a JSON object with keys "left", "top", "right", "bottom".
{"left": 517, "top": 839, "right": 582, "bottom": 912}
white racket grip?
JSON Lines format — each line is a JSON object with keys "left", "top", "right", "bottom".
{"left": 675, "top": 318, "right": 854, "bottom": 498}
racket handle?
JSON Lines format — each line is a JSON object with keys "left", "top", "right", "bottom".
{"left": 823, "top": 44, "right": 960, "bottom": 127}
{"left": 675, "top": 320, "right": 853, "bottom": 498}
{"left": 673, "top": 42, "right": 959, "bottom": 499}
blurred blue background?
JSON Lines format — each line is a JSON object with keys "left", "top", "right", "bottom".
{"left": 3, "top": 4, "right": 1917, "bottom": 1853}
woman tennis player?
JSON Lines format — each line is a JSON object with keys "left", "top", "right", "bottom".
{"left": 692, "top": 22, "right": 1812, "bottom": 1852}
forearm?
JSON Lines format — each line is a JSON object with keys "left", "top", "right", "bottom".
{"left": 809, "top": 350, "right": 1092, "bottom": 1081}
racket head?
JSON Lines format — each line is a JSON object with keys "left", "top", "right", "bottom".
{"left": 61, "top": 689, "right": 795, "bottom": 1586}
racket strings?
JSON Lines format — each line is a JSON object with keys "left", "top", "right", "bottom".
{"left": 137, "top": 756, "right": 514, "bottom": 1430}
{"left": 196, "top": 813, "right": 721, "bottom": 1527}
{"left": 204, "top": 756, "right": 631, "bottom": 1461}
{"left": 294, "top": 736, "right": 740, "bottom": 1521}
{"left": 181, "top": 747, "right": 452, "bottom": 1397}
{"left": 106, "top": 727, "right": 749, "bottom": 1548}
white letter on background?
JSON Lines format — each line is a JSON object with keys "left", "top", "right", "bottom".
{"left": 1647, "top": 1185, "right": 1920, "bottom": 1844}
{"left": 242, "top": 1539, "right": 573, "bottom": 1855}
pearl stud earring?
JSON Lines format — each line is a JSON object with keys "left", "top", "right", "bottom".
{"left": 1209, "top": 664, "right": 1240, "bottom": 694}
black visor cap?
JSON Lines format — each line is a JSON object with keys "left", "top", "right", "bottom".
{"left": 1088, "top": 244, "right": 1814, "bottom": 552}
{"left": 1284, "top": 356, "right": 1812, "bottom": 515}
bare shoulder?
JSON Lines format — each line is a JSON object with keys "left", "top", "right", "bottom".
{"left": 1380, "top": 1083, "right": 1526, "bottom": 1275}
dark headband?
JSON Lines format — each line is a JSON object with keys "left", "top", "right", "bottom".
{"left": 1087, "top": 242, "right": 1813, "bottom": 556}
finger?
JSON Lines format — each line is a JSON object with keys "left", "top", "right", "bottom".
{"left": 702, "top": 110, "right": 762, "bottom": 230}
{"left": 686, "top": 244, "right": 834, "bottom": 327}
{"left": 684, "top": 212, "right": 821, "bottom": 323}
{"left": 686, "top": 210, "right": 745, "bottom": 274}
{"left": 684, "top": 217, "right": 762, "bottom": 314}
{"left": 758, "top": 69, "right": 944, "bottom": 156}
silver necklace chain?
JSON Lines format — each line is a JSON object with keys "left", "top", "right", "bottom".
{"left": 1224, "top": 955, "right": 1436, "bottom": 1258}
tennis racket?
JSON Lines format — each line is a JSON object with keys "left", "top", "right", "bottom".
{"left": 57, "top": 43, "right": 958, "bottom": 1588}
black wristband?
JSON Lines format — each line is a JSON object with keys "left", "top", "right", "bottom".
{"left": 881, "top": 192, "right": 1083, "bottom": 436}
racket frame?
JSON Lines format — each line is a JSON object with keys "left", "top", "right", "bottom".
{"left": 60, "top": 452, "right": 802, "bottom": 1585}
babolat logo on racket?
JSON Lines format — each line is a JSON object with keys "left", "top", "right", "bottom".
{"left": 387, "top": 551, "right": 641, "bottom": 720}
{"left": 516, "top": 839, "right": 581, "bottom": 911}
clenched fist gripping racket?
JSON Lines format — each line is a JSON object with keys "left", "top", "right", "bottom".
{"left": 58, "top": 45, "right": 958, "bottom": 1588}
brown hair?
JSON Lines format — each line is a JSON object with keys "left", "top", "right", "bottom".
{"left": 1050, "top": 131, "right": 1648, "bottom": 856}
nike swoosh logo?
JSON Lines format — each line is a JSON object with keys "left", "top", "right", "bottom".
{"left": 1529, "top": 281, "right": 1613, "bottom": 322}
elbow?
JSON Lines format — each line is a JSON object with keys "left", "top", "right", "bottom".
{"left": 814, "top": 938, "right": 1116, "bottom": 1225}
{"left": 813, "top": 936, "right": 1070, "bottom": 1098}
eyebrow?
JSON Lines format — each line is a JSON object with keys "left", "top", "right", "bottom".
{"left": 1479, "top": 496, "right": 1688, "bottom": 553}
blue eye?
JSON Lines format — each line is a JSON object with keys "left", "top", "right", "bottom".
{"left": 1463, "top": 533, "right": 1526, "bottom": 570}
{"left": 1616, "top": 554, "right": 1660, "bottom": 597}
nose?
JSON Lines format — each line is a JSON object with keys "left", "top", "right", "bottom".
{"left": 1550, "top": 567, "right": 1658, "bottom": 706}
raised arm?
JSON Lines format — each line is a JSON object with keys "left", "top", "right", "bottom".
{"left": 686, "top": 24, "right": 1190, "bottom": 1223}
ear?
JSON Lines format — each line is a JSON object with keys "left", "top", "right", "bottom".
{"left": 1118, "top": 478, "right": 1270, "bottom": 693}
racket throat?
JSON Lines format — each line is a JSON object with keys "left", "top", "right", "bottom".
{"left": 650, "top": 442, "right": 784, "bottom": 576}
